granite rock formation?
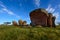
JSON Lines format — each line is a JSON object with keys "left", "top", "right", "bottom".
{"left": 30, "top": 8, "right": 56, "bottom": 27}
{"left": 12, "top": 21, "right": 18, "bottom": 26}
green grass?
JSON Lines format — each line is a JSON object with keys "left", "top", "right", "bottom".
{"left": 0, "top": 25, "right": 60, "bottom": 40}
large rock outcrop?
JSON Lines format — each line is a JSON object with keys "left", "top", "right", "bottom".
{"left": 30, "top": 8, "right": 56, "bottom": 27}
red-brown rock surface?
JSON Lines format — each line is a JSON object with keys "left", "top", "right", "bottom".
{"left": 30, "top": 8, "right": 56, "bottom": 27}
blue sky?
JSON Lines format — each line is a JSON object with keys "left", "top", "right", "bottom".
{"left": 0, "top": 0, "right": 60, "bottom": 24}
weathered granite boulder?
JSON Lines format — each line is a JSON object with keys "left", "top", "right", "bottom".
{"left": 29, "top": 8, "right": 56, "bottom": 27}
{"left": 30, "top": 8, "right": 48, "bottom": 27}
{"left": 12, "top": 21, "right": 18, "bottom": 26}
{"left": 52, "top": 16, "right": 56, "bottom": 27}
{"left": 47, "top": 13, "right": 53, "bottom": 27}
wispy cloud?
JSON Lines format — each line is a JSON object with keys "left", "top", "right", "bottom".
{"left": 53, "top": 12, "right": 59, "bottom": 19}
{"left": 53, "top": 12, "right": 60, "bottom": 24}
{"left": 46, "top": 4, "right": 60, "bottom": 19}
{"left": 0, "top": 1, "right": 20, "bottom": 18}
{"left": 34, "top": 0, "right": 40, "bottom": 8}
{"left": 0, "top": 1, "right": 6, "bottom": 8}
{"left": 46, "top": 4, "right": 60, "bottom": 24}
{"left": 46, "top": 4, "right": 55, "bottom": 13}
{"left": 3, "top": 8, "right": 14, "bottom": 15}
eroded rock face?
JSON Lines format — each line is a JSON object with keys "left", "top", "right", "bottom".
{"left": 30, "top": 8, "right": 56, "bottom": 27}
{"left": 30, "top": 8, "right": 48, "bottom": 26}
{"left": 47, "top": 13, "right": 53, "bottom": 27}
{"left": 52, "top": 16, "right": 56, "bottom": 27}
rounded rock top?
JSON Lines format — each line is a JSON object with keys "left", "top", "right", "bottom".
{"left": 30, "top": 8, "right": 48, "bottom": 16}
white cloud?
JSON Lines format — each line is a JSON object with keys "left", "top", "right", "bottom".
{"left": 2, "top": 8, "right": 14, "bottom": 15}
{"left": 46, "top": 4, "right": 55, "bottom": 13}
{"left": 0, "top": 1, "right": 6, "bottom": 8}
{"left": 53, "top": 12, "right": 60, "bottom": 24}
{"left": 46, "top": 4, "right": 51, "bottom": 11}
{"left": 2, "top": 8, "right": 20, "bottom": 18}
{"left": 0, "top": 1, "right": 20, "bottom": 18}
{"left": 46, "top": 4, "right": 59, "bottom": 19}
{"left": 34, "top": 0, "right": 40, "bottom": 8}
{"left": 53, "top": 12, "right": 59, "bottom": 19}
{"left": 46, "top": 4, "right": 60, "bottom": 25}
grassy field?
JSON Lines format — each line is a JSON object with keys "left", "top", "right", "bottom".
{"left": 0, "top": 25, "right": 60, "bottom": 40}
